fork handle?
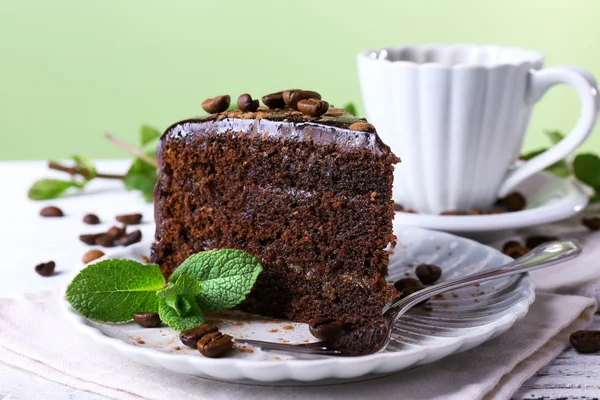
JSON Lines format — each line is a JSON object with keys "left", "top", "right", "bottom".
{"left": 383, "top": 239, "right": 582, "bottom": 320}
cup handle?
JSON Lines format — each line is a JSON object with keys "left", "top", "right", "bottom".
{"left": 498, "top": 65, "right": 600, "bottom": 197}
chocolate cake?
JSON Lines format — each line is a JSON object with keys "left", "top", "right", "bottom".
{"left": 151, "top": 91, "right": 400, "bottom": 328}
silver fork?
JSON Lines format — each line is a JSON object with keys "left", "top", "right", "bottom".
{"left": 236, "top": 239, "right": 581, "bottom": 358}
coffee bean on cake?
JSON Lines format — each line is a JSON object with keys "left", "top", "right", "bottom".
{"left": 40, "top": 206, "right": 63, "bottom": 217}
{"left": 262, "top": 91, "right": 286, "bottom": 109}
{"left": 197, "top": 331, "right": 234, "bottom": 358}
{"left": 115, "top": 213, "right": 143, "bottom": 225}
{"left": 282, "top": 89, "right": 321, "bottom": 110}
{"left": 415, "top": 264, "right": 442, "bottom": 285}
{"left": 297, "top": 98, "right": 329, "bottom": 117}
{"left": 180, "top": 324, "right": 219, "bottom": 348}
{"left": 202, "top": 95, "right": 230, "bottom": 114}
{"left": 237, "top": 94, "right": 259, "bottom": 112}
{"left": 35, "top": 261, "right": 55, "bottom": 277}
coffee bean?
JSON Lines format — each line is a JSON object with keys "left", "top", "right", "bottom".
{"left": 133, "top": 312, "right": 162, "bottom": 328}
{"left": 237, "top": 93, "right": 259, "bottom": 112}
{"left": 504, "top": 192, "right": 527, "bottom": 211}
{"left": 119, "top": 230, "right": 142, "bottom": 246}
{"left": 502, "top": 240, "right": 522, "bottom": 253}
{"left": 106, "top": 225, "right": 126, "bottom": 239}
{"left": 79, "top": 233, "right": 101, "bottom": 245}
{"left": 393, "top": 277, "right": 423, "bottom": 292}
{"left": 262, "top": 91, "right": 286, "bottom": 109}
{"left": 582, "top": 217, "right": 600, "bottom": 231}
{"left": 282, "top": 90, "right": 321, "bottom": 110}
{"left": 415, "top": 264, "right": 442, "bottom": 285}
{"left": 308, "top": 317, "right": 344, "bottom": 340}
{"left": 570, "top": 330, "right": 600, "bottom": 353}
{"left": 348, "top": 122, "right": 376, "bottom": 132}
{"left": 393, "top": 203, "right": 404, "bottom": 212}
{"left": 115, "top": 213, "right": 143, "bottom": 225}
{"left": 505, "top": 245, "right": 529, "bottom": 259}
{"left": 95, "top": 233, "right": 116, "bottom": 247}
{"left": 525, "top": 235, "right": 559, "bottom": 249}
{"left": 180, "top": 324, "right": 219, "bottom": 348}
{"left": 40, "top": 206, "right": 63, "bottom": 217}
{"left": 35, "top": 261, "right": 55, "bottom": 277}
{"left": 297, "top": 98, "right": 329, "bottom": 118}
{"left": 197, "top": 331, "right": 234, "bottom": 358}
{"left": 202, "top": 95, "right": 231, "bottom": 114}
{"left": 82, "top": 249, "right": 105, "bottom": 264}
{"left": 440, "top": 210, "right": 468, "bottom": 216}
{"left": 83, "top": 214, "right": 100, "bottom": 225}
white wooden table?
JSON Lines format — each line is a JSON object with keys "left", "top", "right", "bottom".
{"left": 1, "top": 160, "right": 599, "bottom": 400}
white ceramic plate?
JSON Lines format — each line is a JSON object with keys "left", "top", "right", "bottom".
{"left": 60, "top": 226, "right": 535, "bottom": 383}
{"left": 394, "top": 171, "right": 589, "bottom": 240}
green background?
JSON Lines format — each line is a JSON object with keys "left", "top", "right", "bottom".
{"left": 2, "top": 0, "right": 600, "bottom": 160}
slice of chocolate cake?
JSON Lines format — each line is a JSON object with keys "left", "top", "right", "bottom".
{"left": 151, "top": 91, "right": 400, "bottom": 328}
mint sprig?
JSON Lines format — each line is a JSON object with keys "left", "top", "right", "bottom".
{"left": 66, "top": 249, "right": 263, "bottom": 332}
{"left": 28, "top": 179, "right": 84, "bottom": 200}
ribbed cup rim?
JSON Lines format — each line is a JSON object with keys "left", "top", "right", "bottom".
{"left": 357, "top": 44, "right": 544, "bottom": 69}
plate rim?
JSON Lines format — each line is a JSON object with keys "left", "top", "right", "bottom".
{"left": 59, "top": 226, "right": 536, "bottom": 381}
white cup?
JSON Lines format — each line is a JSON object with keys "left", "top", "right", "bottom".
{"left": 357, "top": 44, "right": 599, "bottom": 214}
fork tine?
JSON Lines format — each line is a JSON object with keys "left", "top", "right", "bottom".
{"left": 236, "top": 338, "right": 342, "bottom": 356}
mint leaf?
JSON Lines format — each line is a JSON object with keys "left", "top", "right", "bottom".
{"left": 171, "top": 249, "right": 262, "bottom": 310}
{"left": 72, "top": 155, "right": 97, "bottom": 179}
{"left": 521, "top": 148, "right": 547, "bottom": 160}
{"left": 545, "top": 160, "right": 571, "bottom": 177}
{"left": 157, "top": 274, "right": 202, "bottom": 299}
{"left": 574, "top": 153, "right": 600, "bottom": 188}
{"left": 344, "top": 102, "right": 358, "bottom": 116}
{"left": 124, "top": 159, "right": 157, "bottom": 202}
{"left": 28, "top": 179, "right": 84, "bottom": 200}
{"left": 140, "top": 125, "right": 161, "bottom": 147}
{"left": 158, "top": 296, "right": 204, "bottom": 331}
{"left": 546, "top": 130, "right": 564, "bottom": 145}
{"left": 66, "top": 259, "right": 165, "bottom": 322}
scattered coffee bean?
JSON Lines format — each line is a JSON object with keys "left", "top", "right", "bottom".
{"left": 119, "top": 230, "right": 142, "bottom": 246}
{"left": 197, "top": 331, "right": 234, "bottom": 358}
{"left": 505, "top": 245, "right": 529, "bottom": 259}
{"left": 440, "top": 210, "right": 468, "bottom": 216}
{"left": 237, "top": 93, "right": 259, "bottom": 112}
{"left": 180, "top": 324, "right": 219, "bottom": 348}
{"left": 40, "top": 206, "right": 63, "bottom": 217}
{"left": 504, "top": 192, "right": 526, "bottom": 211}
{"left": 570, "top": 330, "right": 600, "bottom": 354}
{"left": 348, "top": 122, "right": 376, "bottom": 132}
{"left": 393, "top": 277, "right": 423, "bottom": 292}
{"left": 35, "top": 261, "right": 55, "bottom": 277}
{"left": 308, "top": 317, "right": 345, "bottom": 340}
{"left": 502, "top": 240, "right": 523, "bottom": 253}
{"left": 79, "top": 233, "right": 100, "bottom": 245}
{"left": 82, "top": 214, "right": 100, "bottom": 225}
{"left": 282, "top": 89, "right": 321, "bottom": 110}
{"left": 95, "top": 233, "right": 116, "bottom": 247}
{"left": 525, "top": 235, "right": 559, "bottom": 249}
{"left": 393, "top": 203, "right": 404, "bottom": 212}
{"left": 396, "top": 285, "right": 429, "bottom": 306}
{"left": 82, "top": 249, "right": 105, "bottom": 264}
{"left": 115, "top": 213, "right": 143, "bottom": 225}
{"left": 106, "top": 225, "right": 126, "bottom": 239}
{"left": 202, "top": 95, "right": 230, "bottom": 114}
{"left": 297, "top": 98, "right": 329, "bottom": 118}
{"left": 415, "top": 264, "right": 442, "bottom": 285}
{"left": 582, "top": 217, "right": 600, "bottom": 231}
{"left": 133, "top": 312, "right": 162, "bottom": 328}
{"left": 261, "top": 91, "right": 286, "bottom": 109}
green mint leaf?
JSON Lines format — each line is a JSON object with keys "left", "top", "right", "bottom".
{"left": 545, "top": 160, "right": 571, "bottom": 177}
{"left": 72, "top": 155, "right": 97, "bottom": 179}
{"left": 163, "top": 295, "right": 181, "bottom": 315}
{"left": 158, "top": 296, "right": 204, "bottom": 332}
{"left": 545, "top": 130, "right": 565, "bottom": 145}
{"left": 343, "top": 102, "right": 358, "bottom": 116}
{"left": 590, "top": 189, "right": 600, "bottom": 203}
{"left": 157, "top": 274, "right": 202, "bottom": 299}
{"left": 171, "top": 249, "right": 263, "bottom": 311}
{"left": 178, "top": 295, "right": 193, "bottom": 316}
{"left": 140, "top": 125, "right": 161, "bottom": 147}
{"left": 574, "top": 153, "right": 600, "bottom": 188}
{"left": 66, "top": 259, "right": 165, "bottom": 322}
{"left": 28, "top": 179, "right": 84, "bottom": 200}
{"left": 124, "top": 159, "right": 157, "bottom": 202}
{"left": 521, "top": 148, "right": 547, "bottom": 161}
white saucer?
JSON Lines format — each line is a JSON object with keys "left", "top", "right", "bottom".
{"left": 394, "top": 172, "right": 589, "bottom": 241}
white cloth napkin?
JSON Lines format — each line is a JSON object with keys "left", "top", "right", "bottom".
{"left": 0, "top": 290, "right": 595, "bottom": 400}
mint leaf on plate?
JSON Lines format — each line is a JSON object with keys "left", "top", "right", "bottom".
{"left": 28, "top": 179, "right": 84, "bottom": 200}
{"left": 66, "top": 259, "right": 165, "bottom": 322}
{"left": 158, "top": 296, "right": 204, "bottom": 332}
{"left": 171, "top": 249, "right": 262, "bottom": 311}
{"left": 157, "top": 273, "right": 202, "bottom": 299}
